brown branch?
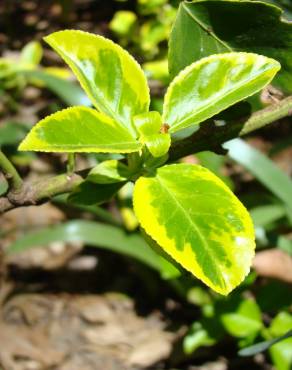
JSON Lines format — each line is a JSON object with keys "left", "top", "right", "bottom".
{"left": 0, "top": 173, "right": 83, "bottom": 213}
{"left": 169, "top": 96, "right": 292, "bottom": 161}
{"left": 1, "top": 97, "right": 292, "bottom": 214}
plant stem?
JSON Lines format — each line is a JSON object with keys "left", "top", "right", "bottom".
{"left": 67, "top": 153, "right": 75, "bottom": 174}
{"left": 169, "top": 96, "right": 292, "bottom": 161}
{"left": 240, "top": 96, "right": 292, "bottom": 135}
{"left": 1, "top": 97, "right": 292, "bottom": 214}
{"left": 0, "top": 149, "right": 22, "bottom": 190}
{"left": 0, "top": 172, "right": 83, "bottom": 214}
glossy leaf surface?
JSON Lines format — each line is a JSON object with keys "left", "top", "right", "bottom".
{"left": 163, "top": 53, "right": 280, "bottom": 133}
{"left": 134, "top": 111, "right": 171, "bottom": 157}
{"left": 144, "top": 133, "right": 171, "bottom": 158}
{"left": 133, "top": 163, "right": 255, "bottom": 295}
{"left": 169, "top": 0, "right": 292, "bottom": 93}
{"left": 87, "top": 160, "right": 131, "bottom": 184}
{"left": 45, "top": 30, "right": 150, "bottom": 136}
{"left": 19, "top": 106, "right": 142, "bottom": 153}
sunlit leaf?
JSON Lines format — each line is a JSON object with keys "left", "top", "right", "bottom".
{"left": 19, "top": 106, "right": 142, "bottom": 153}
{"left": 133, "top": 163, "right": 255, "bottom": 295}
{"left": 44, "top": 30, "right": 150, "bottom": 136}
{"left": 133, "top": 111, "right": 171, "bottom": 157}
{"left": 163, "top": 53, "right": 280, "bottom": 133}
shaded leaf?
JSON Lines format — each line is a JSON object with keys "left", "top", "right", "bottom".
{"left": 0, "top": 122, "right": 28, "bottom": 145}
{"left": 133, "top": 163, "right": 255, "bottom": 295}
{"left": 269, "top": 312, "right": 292, "bottom": 370}
{"left": 169, "top": 0, "right": 292, "bottom": 93}
{"left": 87, "top": 160, "right": 132, "bottom": 184}
{"left": 224, "top": 139, "right": 292, "bottom": 211}
{"left": 68, "top": 181, "right": 125, "bottom": 206}
{"left": 24, "top": 70, "right": 90, "bottom": 107}
{"left": 19, "top": 106, "right": 142, "bottom": 153}
{"left": 7, "top": 220, "right": 160, "bottom": 271}
{"left": 239, "top": 330, "right": 292, "bottom": 357}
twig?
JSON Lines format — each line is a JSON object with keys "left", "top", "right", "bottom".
{"left": 169, "top": 96, "right": 292, "bottom": 161}
{"left": 0, "top": 150, "right": 22, "bottom": 190}
{"left": 1, "top": 97, "right": 292, "bottom": 214}
{"left": 0, "top": 172, "right": 83, "bottom": 213}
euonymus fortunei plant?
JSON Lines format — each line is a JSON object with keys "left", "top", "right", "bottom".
{"left": 19, "top": 30, "right": 280, "bottom": 295}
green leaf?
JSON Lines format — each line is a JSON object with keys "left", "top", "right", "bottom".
{"left": 169, "top": 0, "right": 292, "bottom": 93}
{"left": 7, "top": 220, "right": 160, "bottom": 271}
{"left": 20, "top": 41, "right": 43, "bottom": 67}
{"left": 19, "top": 106, "right": 142, "bottom": 153}
{"left": 141, "top": 228, "right": 182, "bottom": 280}
{"left": 269, "top": 312, "right": 292, "bottom": 370}
{"left": 24, "top": 70, "right": 91, "bottom": 107}
{"left": 134, "top": 111, "right": 171, "bottom": 157}
{"left": 221, "top": 299, "right": 263, "bottom": 338}
{"left": 133, "top": 163, "right": 255, "bottom": 295}
{"left": 0, "top": 180, "right": 8, "bottom": 196}
{"left": 250, "top": 204, "right": 286, "bottom": 228}
{"left": 44, "top": 30, "right": 150, "bottom": 136}
{"left": 224, "top": 139, "right": 292, "bottom": 212}
{"left": 0, "top": 122, "right": 28, "bottom": 145}
{"left": 143, "top": 59, "right": 170, "bottom": 85}
{"left": 143, "top": 133, "right": 171, "bottom": 158}
{"left": 239, "top": 330, "right": 292, "bottom": 357}
{"left": 134, "top": 111, "right": 162, "bottom": 136}
{"left": 68, "top": 181, "right": 124, "bottom": 206}
{"left": 163, "top": 53, "right": 280, "bottom": 133}
{"left": 87, "top": 160, "right": 132, "bottom": 184}
{"left": 183, "top": 321, "right": 217, "bottom": 354}
{"left": 109, "top": 10, "right": 137, "bottom": 37}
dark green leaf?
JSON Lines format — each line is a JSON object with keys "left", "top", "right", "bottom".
{"left": 169, "top": 0, "right": 292, "bottom": 93}
{"left": 68, "top": 181, "right": 125, "bottom": 206}
{"left": 239, "top": 330, "right": 292, "bottom": 357}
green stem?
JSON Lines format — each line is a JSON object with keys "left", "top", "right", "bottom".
{"left": 1, "top": 97, "right": 292, "bottom": 214}
{"left": 67, "top": 153, "right": 75, "bottom": 175}
{"left": 0, "top": 149, "right": 22, "bottom": 190}
{"left": 240, "top": 96, "right": 292, "bottom": 135}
